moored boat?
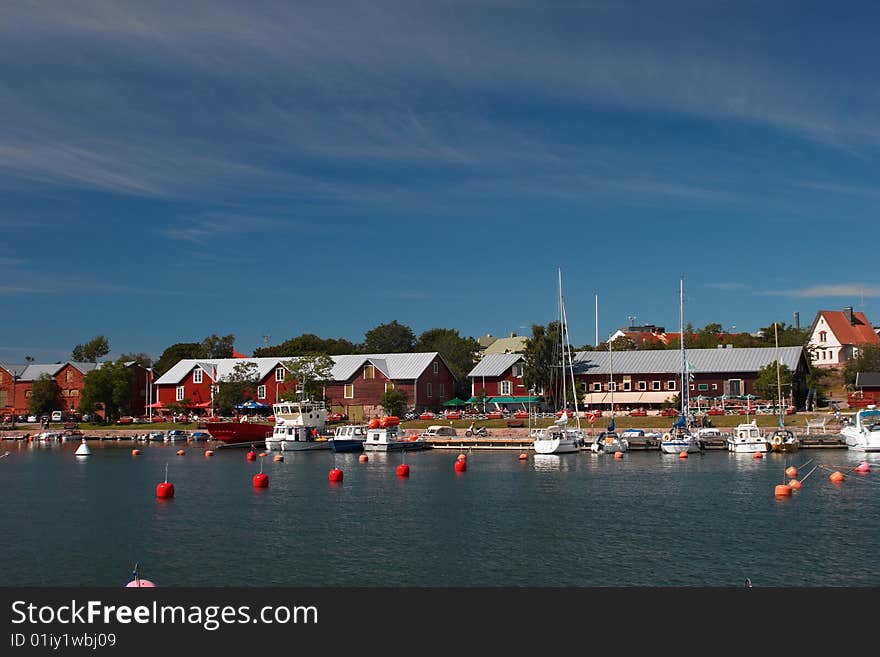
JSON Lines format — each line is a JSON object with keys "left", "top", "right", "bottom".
{"left": 328, "top": 424, "right": 369, "bottom": 452}
{"left": 727, "top": 421, "right": 770, "bottom": 453}
{"left": 364, "top": 417, "right": 430, "bottom": 452}
{"left": 265, "top": 399, "right": 329, "bottom": 451}
{"left": 841, "top": 407, "right": 880, "bottom": 452}
{"left": 165, "top": 430, "right": 188, "bottom": 443}
{"left": 205, "top": 418, "right": 274, "bottom": 445}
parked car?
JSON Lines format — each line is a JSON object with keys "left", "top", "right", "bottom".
{"left": 51, "top": 411, "right": 63, "bottom": 422}
{"left": 27, "top": 415, "right": 37, "bottom": 423}
{"left": 629, "top": 408, "right": 647, "bottom": 417}
{"left": 117, "top": 416, "right": 134, "bottom": 425}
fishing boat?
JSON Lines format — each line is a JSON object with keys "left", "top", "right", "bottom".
{"left": 841, "top": 407, "right": 880, "bottom": 452}
{"left": 727, "top": 421, "right": 770, "bottom": 453}
{"left": 364, "top": 416, "right": 431, "bottom": 452}
{"left": 265, "top": 399, "right": 330, "bottom": 452}
{"left": 768, "top": 321, "right": 799, "bottom": 453}
{"left": 660, "top": 279, "right": 702, "bottom": 454}
{"left": 590, "top": 331, "right": 627, "bottom": 454}
{"left": 188, "top": 431, "right": 210, "bottom": 442}
{"left": 205, "top": 415, "right": 274, "bottom": 446}
{"left": 147, "top": 431, "right": 164, "bottom": 442}
{"left": 328, "top": 424, "right": 369, "bottom": 453}
{"left": 533, "top": 269, "right": 583, "bottom": 455}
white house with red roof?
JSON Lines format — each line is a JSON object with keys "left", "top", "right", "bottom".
{"left": 808, "top": 306, "right": 880, "bottom": 367}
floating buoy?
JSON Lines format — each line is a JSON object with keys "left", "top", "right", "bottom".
{"left": 789, "top": 479, "right": 802, "bottom": 489}
{"left": 176, "top": 449, "right": 185, "bottom": 456}
{"left": 329, "top": 468, "right": 344, "bottom": 482}
{"left": 753, "top": 452, "right": 763, "bottom": 459}
{"left": 358, "top": 454, "right": 368, "bottom": 463}
{"left": 253, "top": 473, "right": 269, "bottom": 488}
{"left": 156, "top": 464, "right": 174, "bottom": 499}
{"left": 829, "top": 471, "right": 845, "bottom": 483}
{"left": 785, "top": 466, "right": 798, "bottom": 477}
{"left": 457, "top": 453, "right": 467, "bottom": 461}
{"left": 679, "top": 451, "right": 688, "bottom": 459}
{"left": 274, "top": 454, "right": 284, "bottom": 462}
{"left": 75, "top": 439, "right": 91, "bottom": 456}
{"left": 518, "top": 453, "right": 528, "bottom": 460}
{"left": 396, "top": 463, "right": 410, "bottom": 477}
{"left": 258, "top": 452, "right": 266, "bottom": 458}
{"left": 246, "top": 451, "right": 256, "bottom": 461}
{"left": 126, "top": 578, "right": 156, "bottom": 588}
{"left": 132, "top": 449, "right": 140, "bottom": 456}
{"left": 614, "top": 451, "right": 624, "bottom": 459}
{"left": 855, "top": 462, "right": 871, "bottom": 473}
{"left": 774, "top": 484, "right": 792, "bottom": 497}
{"left": 454, "top": 459, "right": 467, "bottom": 472}
{"left": 205, "top": 450, "right": 214, "bottom": 457}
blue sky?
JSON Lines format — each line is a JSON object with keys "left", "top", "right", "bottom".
{"left": 2, "top": 1, "right": 880, "bottom": 363}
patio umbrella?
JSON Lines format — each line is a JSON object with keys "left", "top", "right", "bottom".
{"left": 145, "top": 401, "right": 165, "bottom": 409}
{"left": 443, "top": 397, "right": 468, "bottom": 407}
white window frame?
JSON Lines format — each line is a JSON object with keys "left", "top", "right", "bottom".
{"left": 344, "top": 384, "right": 354, "bottom": 399}
{"left": 193, "top": 369, "right": 203, "bottom": 384}
{"left": 176, "top": 386, "right": 184, "bottom": 401}
{"left": 623, "top": 381, "right": 631, "bottom": 391}
{"left": 608, "top": 382, "right": 617, "bottom": 392}
{"left": 667, "top": 380, "right": 676, "bottom": 390}
{"left": 592, "top": 382, "right": 602, "bottom": 392}
{"left": 512, "top": 364, "right": 523, "bottom": 378}
{"left": 257, "top": 385, "right": 266, "bottom": 399}
{"left": 275, "top": 367, "right": 285, "bottom": 382}
{"left": 499, "top": 380, "right": 512, "bottom": 396}
{"left": 652, "top": 380, "right": 661, "bottom": 391}
{"left": 638, "top": 381, "right": 647, "bottom": 391}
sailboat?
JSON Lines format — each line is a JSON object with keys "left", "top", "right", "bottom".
{"left": 768, "top": 322, "right": 798, "bottom": 453}
{"left": 532, "top": 269, "right": 584, "bottom": 455}
{"left": 660, "top": 278, "right": 702, "bottom": 454}
{"left": 591, "top": 334, "right": 628, "bottom": 453}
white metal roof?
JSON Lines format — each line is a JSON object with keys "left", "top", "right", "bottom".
{"left": 467, "top": 353, "right": 524, "bottom": 377}
{"left": 571, "top": 346, "right": 805, "bottom": 375}
{"left": 329, "top": 353, "right": 441, "bottom": 381}
{"left": 154, "top": 357, "right": 287, "bottom": 385}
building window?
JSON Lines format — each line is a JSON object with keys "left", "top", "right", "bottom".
{"left": 276, "top": 367, "right": 285, "bottom": 382}
{"left": 364, "top": 365, "right": 375, "bottom": 380}
{"left": 667, "top": 381, "right": 676, "bottom": 390}
{"left": 581, "top": 382, "right": 588, "bottom": 392}
{"left": 689, "top": 384, "right": 695, "bottom": 391}
{"left": 385, "top": 382, "right": 394, "bottom": 393}
{"left": 499, "top": 381, "right": 512, "bottom": 396}
{"left": 819, "top": 331, "right": 827, "bottom": 342}
{"left": 698, "top": 384, "right": 709, "bottom": 391}
{"left": 25, "top": 390, "right": 32, "bottom": 398}
{"left": 433, "top": 362, "right": 439, "bottom": 374}
{"left": 193, "top": 369, "right": 203, "bottom": 384}
{"left": 638, "top": 381, "right": 647, "bottom": 391}
{"left": 427, "top": 383, "right": 433, "bottom": 398}
{"left": 592, "top": 382, "right": 601, "bottom": 392}
{"left": 512, "top": 364, "right": 523, "bottom": 378}
{"left": 66, "top": 370, "right": 74, "bottom": 383}
{"left": 439, "top": 383, "right": 445, "bottom": 397}
{"left": 623, "top": 381, "right": 631, "bottom": 391}
{"left": 257, "top": 385, "right": 266, "bottom": 399}
{"left": 71, "top": 389, "right": 79, "bottom": 397}
{"left": 344, "top": 384, "right": 354, "bottom": 399}
{"left": 608, "top": 382, "right": 617, "bottom": 391}
{"left": 712, "top": 383, "right": 718, "bottom": 391}
{"left": 176, "top": 386, "right": 184, "bottom": 401}
{"left": 652, "top": 381, "right": 661, "bottom": 391}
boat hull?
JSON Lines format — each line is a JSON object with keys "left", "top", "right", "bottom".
{"left": 363, "top": 441, "right": 430, "bottom": 452}
{"left": 329, "top": 439, "right": 365, "bottom": 453}
{"left": 533, "top": 438, "right": 579, "bottom": 454}
{"left": 660, "top": 439, "right": 701, "bottom": 454}
{"left": 280, "top": 440, "right": 331, "bottom": 452}
{"left": 727, "top": 440, "right": 769, "bottom": 453}
{"left": 206, "top": 422, "right": 273, "bottom": 445}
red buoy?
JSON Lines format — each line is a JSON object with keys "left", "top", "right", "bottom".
{"left": 789, "top": 479, "right": 802, "bottom": 489}
{"left": 785, "top": 466, "right": 798, "bottom": 477}
{"left": 205, "top": 450, "right": 214, "bottom": 457}
{"left": 156, "top": 482, "right": 174, "bottom": 499}
{"left": 396, "top": 463, "right": 410, "bottom": 477}
{"left": 518, "top": 453, "right": 528, "bottom": 460}
{"left": 246, "top": 451, "right": 256, "bottom": 461}
{"left": 358, "top": 454, "right": 369, "bottom": 463}
{"left": 679, "top": 451, "right": 688, "bottom": 459}
{"left": 457, "top": 453, "right": 467, "bottom": 461}
{"left": 176, "top": 449, "right": 185, "bottom": 456}
{"left": 329, "top": 468, "right": 344, "bottom": 482}
{"left": 454, "top": 459, "right": 467, "bottom": 472}
{"left": 855, "top": 462, "right": 871, "bottom": 473}
{"left": 253, "top": 473, "right": 269, "bottom": 488}
{"left": 753, "top": 452, "right": 763, "bottom": 459}
{"left": 829, "top": 471, "right": 845, "bottom": 483}
{"left": 131, "top": 449, "right": 140, "bottom": 456}
{"left": 273, "top": 454, "right": 284, "bottom": 462}
{"left": 774, "top": 484, "right": 792, "bottom": 497}
{"left": 614, "top": 451, "right": 624, "bottom": 460}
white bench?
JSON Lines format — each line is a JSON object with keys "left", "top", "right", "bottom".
{"left": 805, "top": 417, "right": 828, "bottom": 434}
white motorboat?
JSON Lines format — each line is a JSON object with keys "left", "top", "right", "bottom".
{"left": 364, "top": 418, "right": 430, "bottom": 452}
{"left": 328, "top": 424, "right": 370, "bottom": 452}
{"left": 842, "top": 407, "right": 880, "bottom": 452}
{"left": 265, "top": 399, "right": 329, "bottom": 451}
{"left": 726, "top": 421, "right": 770, "bottom": 453}
{"left": 532, "top": 269, "right": 584, "bottom": 455}
{"left": 590, "top": 429, "right": 629, "bottom": 454}
{"left": 164, "top": 430, "right": 188, "bottom": 443}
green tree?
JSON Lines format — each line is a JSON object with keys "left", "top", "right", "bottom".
{"left": 213, "top": 362, "right": 259, "bottom": 414}
{"left": 844, "top": 344, "right": 880, "bottom": 389}
{"left": 78, "top": 360, "right": 135, "bottom": 421}
{"left": 281, "top": 354, "right": 335, "bottom": 402}
{"left": 522, "top": 322, "right": 562, "bottom": 405}
{"left": 153, "top": 342, "right": 204, "bottom": 376}
{"left": 378, "top": 388, "right": 408, "bottom": 417}
{"left": 254, "top": 334, "right": 358, "bottom": 357}
{"left": 363, "top": 320, "right": 416, "bottom": 353}
{"left": 754, "top": 361, "right": 793, "bottom": 403}
{"left": 28, "top": 373, "right": 58, "bottom": 416}
{"left": 119, "top": 352, "right": 153, "bottom": 368}
{"left": 71, "top": 336, "right": 110, "bottom": 362}
{"left": 200, "top": 334, "right": 235, "bottom": 359}
{"left": 415, "top": 328, "right": 480, "bottom": 399}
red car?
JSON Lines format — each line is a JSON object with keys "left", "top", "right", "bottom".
{"left": 327, "top": 412, "right": 348, "bottom": 423}
{"left": 445, "top": 411, "right": 462, "bottom": 420}
{"left": 419, "top": 412, "right": 435, "bottom": 420}
{"left": 629, "top": 408, "right": 647, "bottom": 417}
{"left": 486, "top": 412, "right": 503, "bottom": 420}
{"left": 660, "top": 408, "right": 679, "bottom": 417}
{"left": 707, "top": 408, "right": 724, "bottom": 416}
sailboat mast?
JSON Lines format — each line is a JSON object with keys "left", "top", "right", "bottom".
{"left": 680, "top": 278, "right": 687, "bottom": 425}
{"left": 560, "top": 287, "right": 581, "bottom": 430}
{"left": 775, "top": 322, "right": 783, "bottom": 428}
{"left": 558, "top": 268, "right": 567, "bottom": 410}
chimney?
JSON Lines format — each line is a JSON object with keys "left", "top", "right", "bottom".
{"left": 793, "top": 312, "right": 799, "bottom": 330}
{"left": 844, "top": 306, "right": 855, "bottom": 325}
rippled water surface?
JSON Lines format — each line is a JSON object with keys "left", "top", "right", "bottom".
{"left": 2, "top": 441, "right": 878, "bottom": 586}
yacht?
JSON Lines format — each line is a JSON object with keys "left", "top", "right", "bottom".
{"left": 726, "top": 421, "right": 770, "bottom": 453}
{"left": 842, "top": 407, "right": 880, "bottom": 452}
{"left": 328, "top": 424, "right": 369, "bottom": 453}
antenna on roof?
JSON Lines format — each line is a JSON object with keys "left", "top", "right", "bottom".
{"left": 628, "top": 315, "right": 637, "bottom": 328}
{"left": 263, "top": 335, "right": 271, "bottom": 348}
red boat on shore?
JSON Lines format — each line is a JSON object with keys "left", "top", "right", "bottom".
{"left": 205, "top": 419, "right": 274, "bottom": 445}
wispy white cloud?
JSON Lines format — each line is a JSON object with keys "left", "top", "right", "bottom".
{"left": 763, "top": 285, "right": 880, "bottom": 298}
{"left": 706, "top": 282, "right": 748, "bottom": 290}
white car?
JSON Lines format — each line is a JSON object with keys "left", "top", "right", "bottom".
{"left": 27, "top": 415, "right": 37, "bottom": 423}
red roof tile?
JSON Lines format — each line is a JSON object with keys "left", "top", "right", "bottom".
{"left": 816, "top": 310, "right": 880, "bottom": 346}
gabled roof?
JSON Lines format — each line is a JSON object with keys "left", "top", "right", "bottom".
{"left": 812, "top": 310, "right": 880, "bottom": 346}
{"left": 855, "top": 372, "right": 880, "bottom": 388}
{"left": 482, "top": 336, "right": 527, "bottom": 354}
{"left": 154, "top": 358, "right": 287, "bottom": 385}
{"left": 8, "top": 361, "right": 100, "bottom": 381}
{"left": 468, "top": 353, "right": 524, "bottom": 377}
{"left": 329, "top": 353, "right": 444, "bottom": 381}
{"left": 571, "top": 346, "right": 805, "bottom": 375}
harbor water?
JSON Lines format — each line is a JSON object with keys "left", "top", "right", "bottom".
{"left": 2, "top": 441, "right": 879, "bottom": 587}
